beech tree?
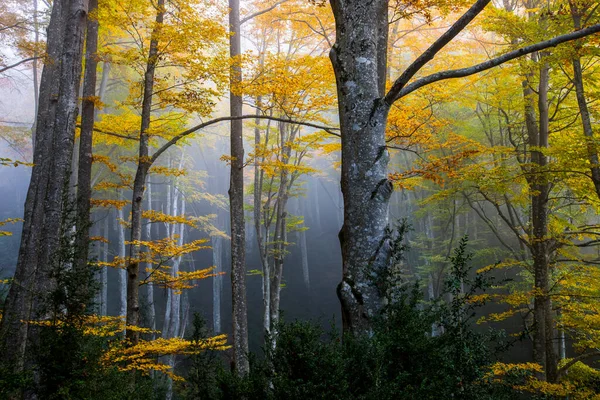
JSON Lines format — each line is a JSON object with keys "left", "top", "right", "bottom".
{"left": 0, "top": 0, "right": 88, "bottom": 372}
{"left": 327, "top": 0, "right": 600, "bottom": 334}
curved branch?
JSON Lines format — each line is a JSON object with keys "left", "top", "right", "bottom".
{"left": 150, "top": 114, "right": 339, "bottom": 164}
{"left": 557, "top": 351, "right": 600, "bottom": 381}
{"left": 385, "top": 0, "right": 491, "bottom": 105}
{"left": 240, "top": 0, "right": 290, "bottom": 25}
{"left": 0, "top": 57, "right": 39, "bottom": 74}
{"left": 395, "top": 23, "right": 600, "bottom": 100}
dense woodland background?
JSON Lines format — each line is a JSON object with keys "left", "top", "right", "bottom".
{"left": 2, "top": 0, "right": 600, "bottom": 398}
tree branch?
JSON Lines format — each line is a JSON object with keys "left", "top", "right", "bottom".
{"left": 240, "top": 0, "right": 290, "bottom": 25}
{"left": 395, "top": 23, "right": 600, "bottom": 100}
{"left": 384, "top": 0, "right": 491, "bottom": 105}
{"left": 557, "top": 351, "right": 600, "bottom": 381}
{"left": 150, "top": 114, "right": 339, "bottom": 164}
{"left": 0, "top": 57, "right": 39, "bottom": 74}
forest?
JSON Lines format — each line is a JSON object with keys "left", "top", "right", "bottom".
{"left": 2, "top": 0, "right": 600, "bottom": 398}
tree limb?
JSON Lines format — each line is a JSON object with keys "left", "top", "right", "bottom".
{"left": 0, "top": 57, "right": 39, "bottom": 74}
{"left": 150, "top": 114, "right": 339, "bottom": 163}
{"left": 395, "top": 23, "right": 600, "bottom": 100}
{"left": 240, "top": 0, "right": 290, "bottom": 25}
{"left": 385, "top": 0, "right": 491, "bottom": 105}
{"left": 557, "top": 351, "right": 600, "bottom": 381}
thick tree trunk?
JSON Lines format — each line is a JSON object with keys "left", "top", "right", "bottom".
{"left": 228, "top": 0, "right": 249, "bottom": 375}
{"left": 330, "top": 0, "right": 392, "bottom": 334}
{"left": 0, "top": 0, "right": 87, "bottom": 370}
{"left": 126, "top": 0, "right": 164, "bottom": 343}
{"left": 75, "top": 0, "right": 99, "bottom": 275}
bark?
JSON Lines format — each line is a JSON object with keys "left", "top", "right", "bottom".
{"left": 570, "top": 8, "right": 600, "bottom": 200}
{"left": 144, "top": 180, "right": 155, "bottom": 333}
{"left": 0, "top": 0, "right": 87, "bottom": 370}
{"left": 117, "top": 201, "right": 127, "bottom": 319}
{"left": 330, "top": 0, "right": 392, "bottom": 334}
{"left": 211, "top": 232, "right": 223, "bottom": 333}
{"left": 126, "top": 0, "right": 164, "bottom": 344}
{"left": 75, "top": 0, "right": 99, "bottom": 275}
{"left": 101, "top": 216, "right": 108, "bottom": 316}
{"left": 523, "top": 51, "right": 557, "bottom": 381}
{"left": 298, "top": 199, "right": 310, "bottom": 291}
{"left": 228, "top": 0, "right": 249, "bottom": 375}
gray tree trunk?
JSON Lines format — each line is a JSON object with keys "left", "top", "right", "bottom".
{"left": 126, "top": 0, "right": 164, "bottom": 344}
{"left": 117, "top": 201, "right": 127, "bottom": 319}
{"left": 75, "top": 0, "right": 99, "bottom": 275}
{"left": 145, "top": 180, "right": 155, "bottom": 333}
{"left": 330, "top": 0, "right": 392, "bottom": 334}
{"left": 228, "top": 0, "right": 249, "bottom": 375}
{"left": 0, "top": 0, "right": 87, "bottom": 370}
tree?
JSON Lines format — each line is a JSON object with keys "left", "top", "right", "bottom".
{"left": 0, "top": 0, "right": 88, "bottom": 373}
{"left": 328, "top": 0, "right": 600, "bottom": 335}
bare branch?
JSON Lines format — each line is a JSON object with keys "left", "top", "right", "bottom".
{"left": 0, "top": 57, "right": 39, "bottom": 74}
{"left": 240, "top": 0, "right": 290, "bottom": 25}
{"left": 395, "top": 23, "right": 600, "bottom": 100}
{"left": 150, "top": 114, "right": 339, "bottom": 164}
{"left": 385, "top": 0, "right": 491, "bottom": 105}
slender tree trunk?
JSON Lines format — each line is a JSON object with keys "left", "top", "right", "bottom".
{"left": 570, "top": 10, "right": 600, "bottom": 199}
{"left": 75, "top": 0, "right": 99, "bottom": 275}
{"left": 298, "top": 199, "right": 310, "bottom": 291}
{"left": 101, "top": 216, "right": 108, "bottom": 316}
{"left": 228, "top": 0, "right": 249, "bottom": 375}
{"left": 330, "top": 0, "right": 392, "bottom": 334}
{"left": 117, "top": 202, "right": 127, "bottom": 319}
{"left": 126, "top": 0, "right": 164, "bottom": 343}
{"left": 211, "top": 232, "right": 223, "bottom": 333}
{"left": 145, "top": 180, "right": 155, "bottom": 333}
{"left": 31, "top": 0, "right": 39, "bottom": 148}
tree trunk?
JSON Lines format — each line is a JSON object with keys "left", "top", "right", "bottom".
{"left": 75, "top": 0, "right": 99, "bottom": 275}
{"left": 298, "top": 199, "right": 310, "bottom": 291}
{"left": 570, "top": 10, "right": 600, "bottom": 200}
{"left": 228, "top": 0, "right": 249, "bottom": 375}
{"left": 330, "top": 0, "right": 392, "bottom": 334}
{"left": 0, "top": 0, "right": 87, "bottom": 370}
{"left": 101, "top": 216, "right": 108, "bottom": 316}
{"left": 117, "top": 201, "right": 127, "bottom": 319}
{"left": 126, "top": 0, "right": 164, "bottom": 343}
{"left": 145, "top": 180, "right": 155, "bottom": 333}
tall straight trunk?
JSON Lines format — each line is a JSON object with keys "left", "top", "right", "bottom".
{"left": 228, "top": 0, "right": 249, "bottom": 375}
{"left": 75, "top": 0, "right": 99, "bottom": 274}
{"left": 298, "top": 199, "right": 310, "bottom": 290}
{"left": 211, "top": 232, "right": 223, "bottom": 333}
{"left": 0, "top": 0, "right": 87, "bottom": 370}
{"left": 145, "top": 180, "right": 155, "bottom": 333}
{"left": 126, "top": 0, "right": 164, "bottom": 343}
{"left": 523, "top": 50, "right": 556, "bottom": 381}
{"left": 31, "top": 0, "right": 39, "bottom": 148}
{"left": 570, "top": 9, "right": 600, "bottom": 199}
{"left": 101, "top": 216, "right": 108, "bottom": 316}
{"left": 330, "top": 0, "right": 392, "bottom": 334}
{"left": 117, "top": 203, "right": 127, "bottom": 319}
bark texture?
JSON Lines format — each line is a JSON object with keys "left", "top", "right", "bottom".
{"left": 330, "top": 0, "right": 393, "bottom": 334}
{"left": 0, "top": 0, "right": 87, "bottom": 370}
{"left": 126, "top": 0, "right": 164, "bottom": 343}
{"left": 228, "top": 0, "right": 249, "bottom": 375}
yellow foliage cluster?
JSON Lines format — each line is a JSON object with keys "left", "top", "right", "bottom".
{"left": 102, "top": 335, "right": 229, "bottom": 381}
